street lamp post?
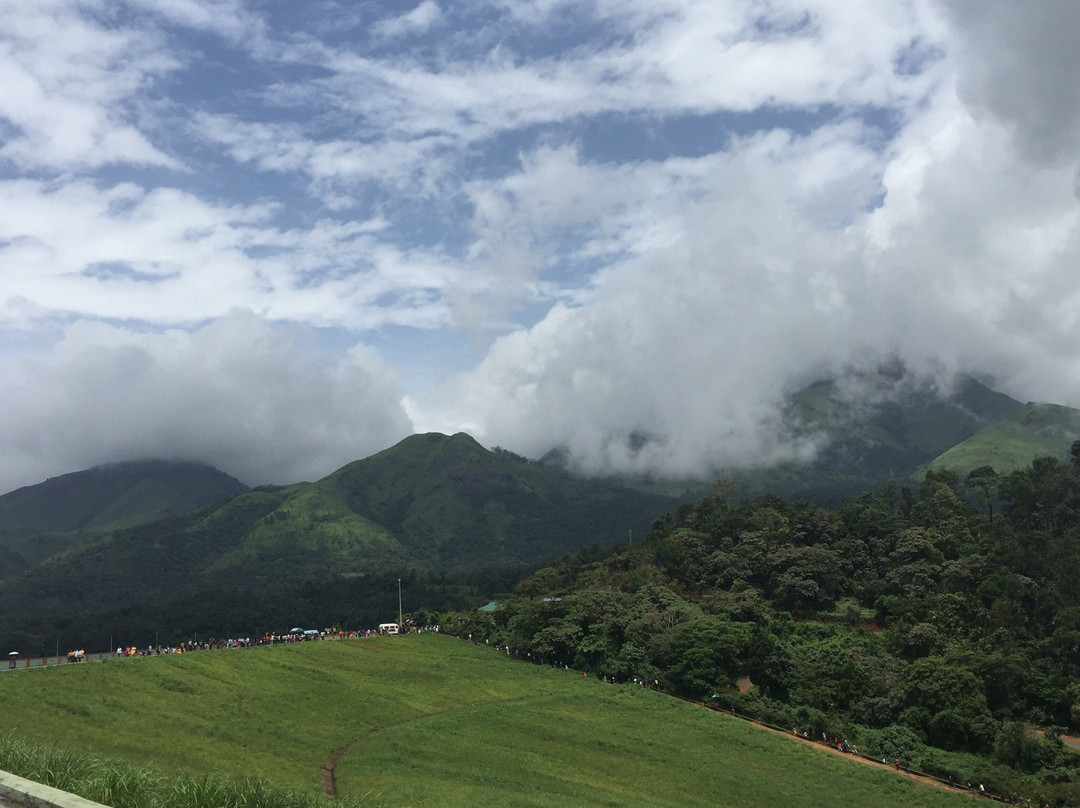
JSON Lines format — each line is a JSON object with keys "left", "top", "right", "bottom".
{"left": 398, "top": 577, "right": 403, "bottom": 629}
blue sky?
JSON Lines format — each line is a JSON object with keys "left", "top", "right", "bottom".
{"left": 3, "top": 0, "right": 1080, "bottom": 492}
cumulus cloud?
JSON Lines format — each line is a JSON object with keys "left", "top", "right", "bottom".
{"left": 0, "top": 312, "right": 413, "bottom": 494}
{"left": 940, "top": 0, "right": 1080, "bottom": 164}
{"left": 0, "top": 0, "right": 180, "bottom": 170}
{"left": 419, "top": 130, "right": 882, "bottom": 474}
{"left": 5, "top": 0, "right": 1080, "bottom": 488}
{"left": 415, "top": 5, "right": 1080, "bottom": 476}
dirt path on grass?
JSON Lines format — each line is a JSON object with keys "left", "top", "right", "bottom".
{"left": 741, "top": 717, "right": 981, "bottom": 799}
{"left": 319, "top": 695, "right": 532, "bottom": 799}
{"left": 320, "top": 730, "right": 375, "bottom": 799}
{"left": 320, "top": 715, "right": 428, "bottom": 799}
{"left": 320, "top": 703, "right": 980, "bottom": 802}
{"left": 317, "top": 666, "right": 988, "bottom": 803}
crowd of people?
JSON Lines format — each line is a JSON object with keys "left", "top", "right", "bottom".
{"left": 109, "top": 630, "right": 356, "bottom": 658}
{"left": 100, "top": 623, "right": 438, "bottom": 659}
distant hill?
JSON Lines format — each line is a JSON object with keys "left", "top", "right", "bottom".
{"left": 922, "top": 402, "right": 1080, "bottom": 478}
{"left": 328, "top": 433, "right": 671, "bottom": 568}
{"left": 545, "top": 371, "right": 1042, "bottom": 505}
{"left": 723, "top": 373, "right": 1027, "bottom": 502}
{"left": 7, "top": 379, "right": 1080, "bottom": 649}
{"left": 196, "top": 432, "right": 676, "bottom": 582}
{"left": 0, "top": 460, "right": 248, "bottom": 567}
{"left": 0, "top": 434, "right": 677, "bottom": 638}
{"left": 785, "top": 372, "right": 1023, "bottom": 474}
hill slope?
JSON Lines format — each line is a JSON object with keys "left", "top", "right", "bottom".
{"left": 0, "top": 460, "right": 248, "bottom": 569}
{"left": 727, "top": 372, "right": 1025, "bottom": 501}
{"left": 0, "top": 434, "right": 677, "bottom": 633}
{"left": 329, "top": 432, "right": 671, "bottom": 568}
{"left": 0, "top": 636, "right": 972, "bottom": 808}
{"left": 198, "top": 432, "right": 676, "bottom": 579}
{"left": 923, "top": 402, "right": 1080, "bottom": 477}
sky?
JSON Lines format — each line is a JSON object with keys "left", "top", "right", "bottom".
{"left": 3, "top": 0, "right": 1080, "bottom": 494}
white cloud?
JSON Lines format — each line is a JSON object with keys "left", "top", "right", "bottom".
{"left": 0, "top": 178, "right": 459, "bottom": 331}
{"left": 5, "top": 0, "right": 1080, "bottom": 488}
{"left": 451, "top": 123, "right": 883, "bottom": 329}
{"left": 416, "top": 37, "right": 1080, "bottom": 476}
{"left": 0, "top": 311, "right": 413, "bottom": 494}
{"left": 939, "top": 0, "right": 1080, "bottom": 164}
{"left": 132, "top": 0, "right": 268, "bottom": 46}
{"left": 370, "top": 1, "right": 444, "bottom": 40}
{"left": 420, "top": 128, "right": 883, "bottom": 473}
{"left": 193, "top": 113, "right": 454, "bottom": 202}
{"left": 206, "top": 0, "right": 939, "bottom": 195}
{"left": 0, "top": 0, "right": 180, "bottom": 170}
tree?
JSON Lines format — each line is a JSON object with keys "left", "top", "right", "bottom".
{"left": 659, "top": 615, "right": 752, "bottom": 695}
{"left": 900, "top": 657, "right": 997, "bottom": 751}
{"left": 768, "top": 546, "right": 841, "bottom": 613}
{"left": 966, "top": 466, "right": 999, "bottom": 525}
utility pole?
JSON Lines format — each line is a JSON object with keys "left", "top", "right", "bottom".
{"left": 398, "top": 577, "right": 403, "bottom": 629}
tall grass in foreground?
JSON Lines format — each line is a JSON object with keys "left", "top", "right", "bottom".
{"left": 0, "top": 734, "right": 381, "bottom": 808}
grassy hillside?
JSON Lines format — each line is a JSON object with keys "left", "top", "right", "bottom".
{"left": 196, "top": 482, "right": 406, "bottom": 580}
{"left": 923, "top": 402, "right": 1080, "bottom": 477}
{"left": 0, "top": 635, "right": 971, "bottom": 808}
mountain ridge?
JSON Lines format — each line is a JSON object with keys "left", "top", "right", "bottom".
{"left": 0, "top": 433, "right": 678, "bottom": 639}
{"left": 0, "top": 459, "right": 248, "bottom": 568}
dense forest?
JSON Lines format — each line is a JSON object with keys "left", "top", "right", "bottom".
{"left": 438, "top": 447, "right": 1080, "bottom": 801}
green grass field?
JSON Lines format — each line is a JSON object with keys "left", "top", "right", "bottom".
{"left": 923, "top": 402, "right": 1080, "bottom": 478}
{"left": 0, "top": 635, "right": 974, "bottom": 807}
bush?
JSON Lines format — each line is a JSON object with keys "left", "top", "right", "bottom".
{"left": 859, "top": 724, "right": 926, "bottom": 763}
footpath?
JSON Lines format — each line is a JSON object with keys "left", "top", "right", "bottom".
{"left": 743, "top": 719, "right": 979, "bottom": 799}
{"left": 690, "top": 698, "right": 1036, "bottom": 804}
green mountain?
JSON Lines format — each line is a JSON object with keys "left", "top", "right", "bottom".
{"left": 6, "top": 382, "right": 1080, "bottom": 650}
{"left": 725, "top": 373, "right": 1026, "bottom": 502}
{"left": 0, "top": 459, "right": 248, "bottom": 571}
{"left": 198, "top": 432, "right": 676, "bottom": 582}
{"left": 922, "top": 402, "right": 1080, "bottom": 478}
{"left": 0, "top": 433, "right": 677, "bottom": 635}
{"left": 328, "top": 433, "right": 670, "bottom": 568}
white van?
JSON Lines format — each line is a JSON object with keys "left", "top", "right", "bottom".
{"left": 378, "top": 623, "right": 400, "bottom": 635}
